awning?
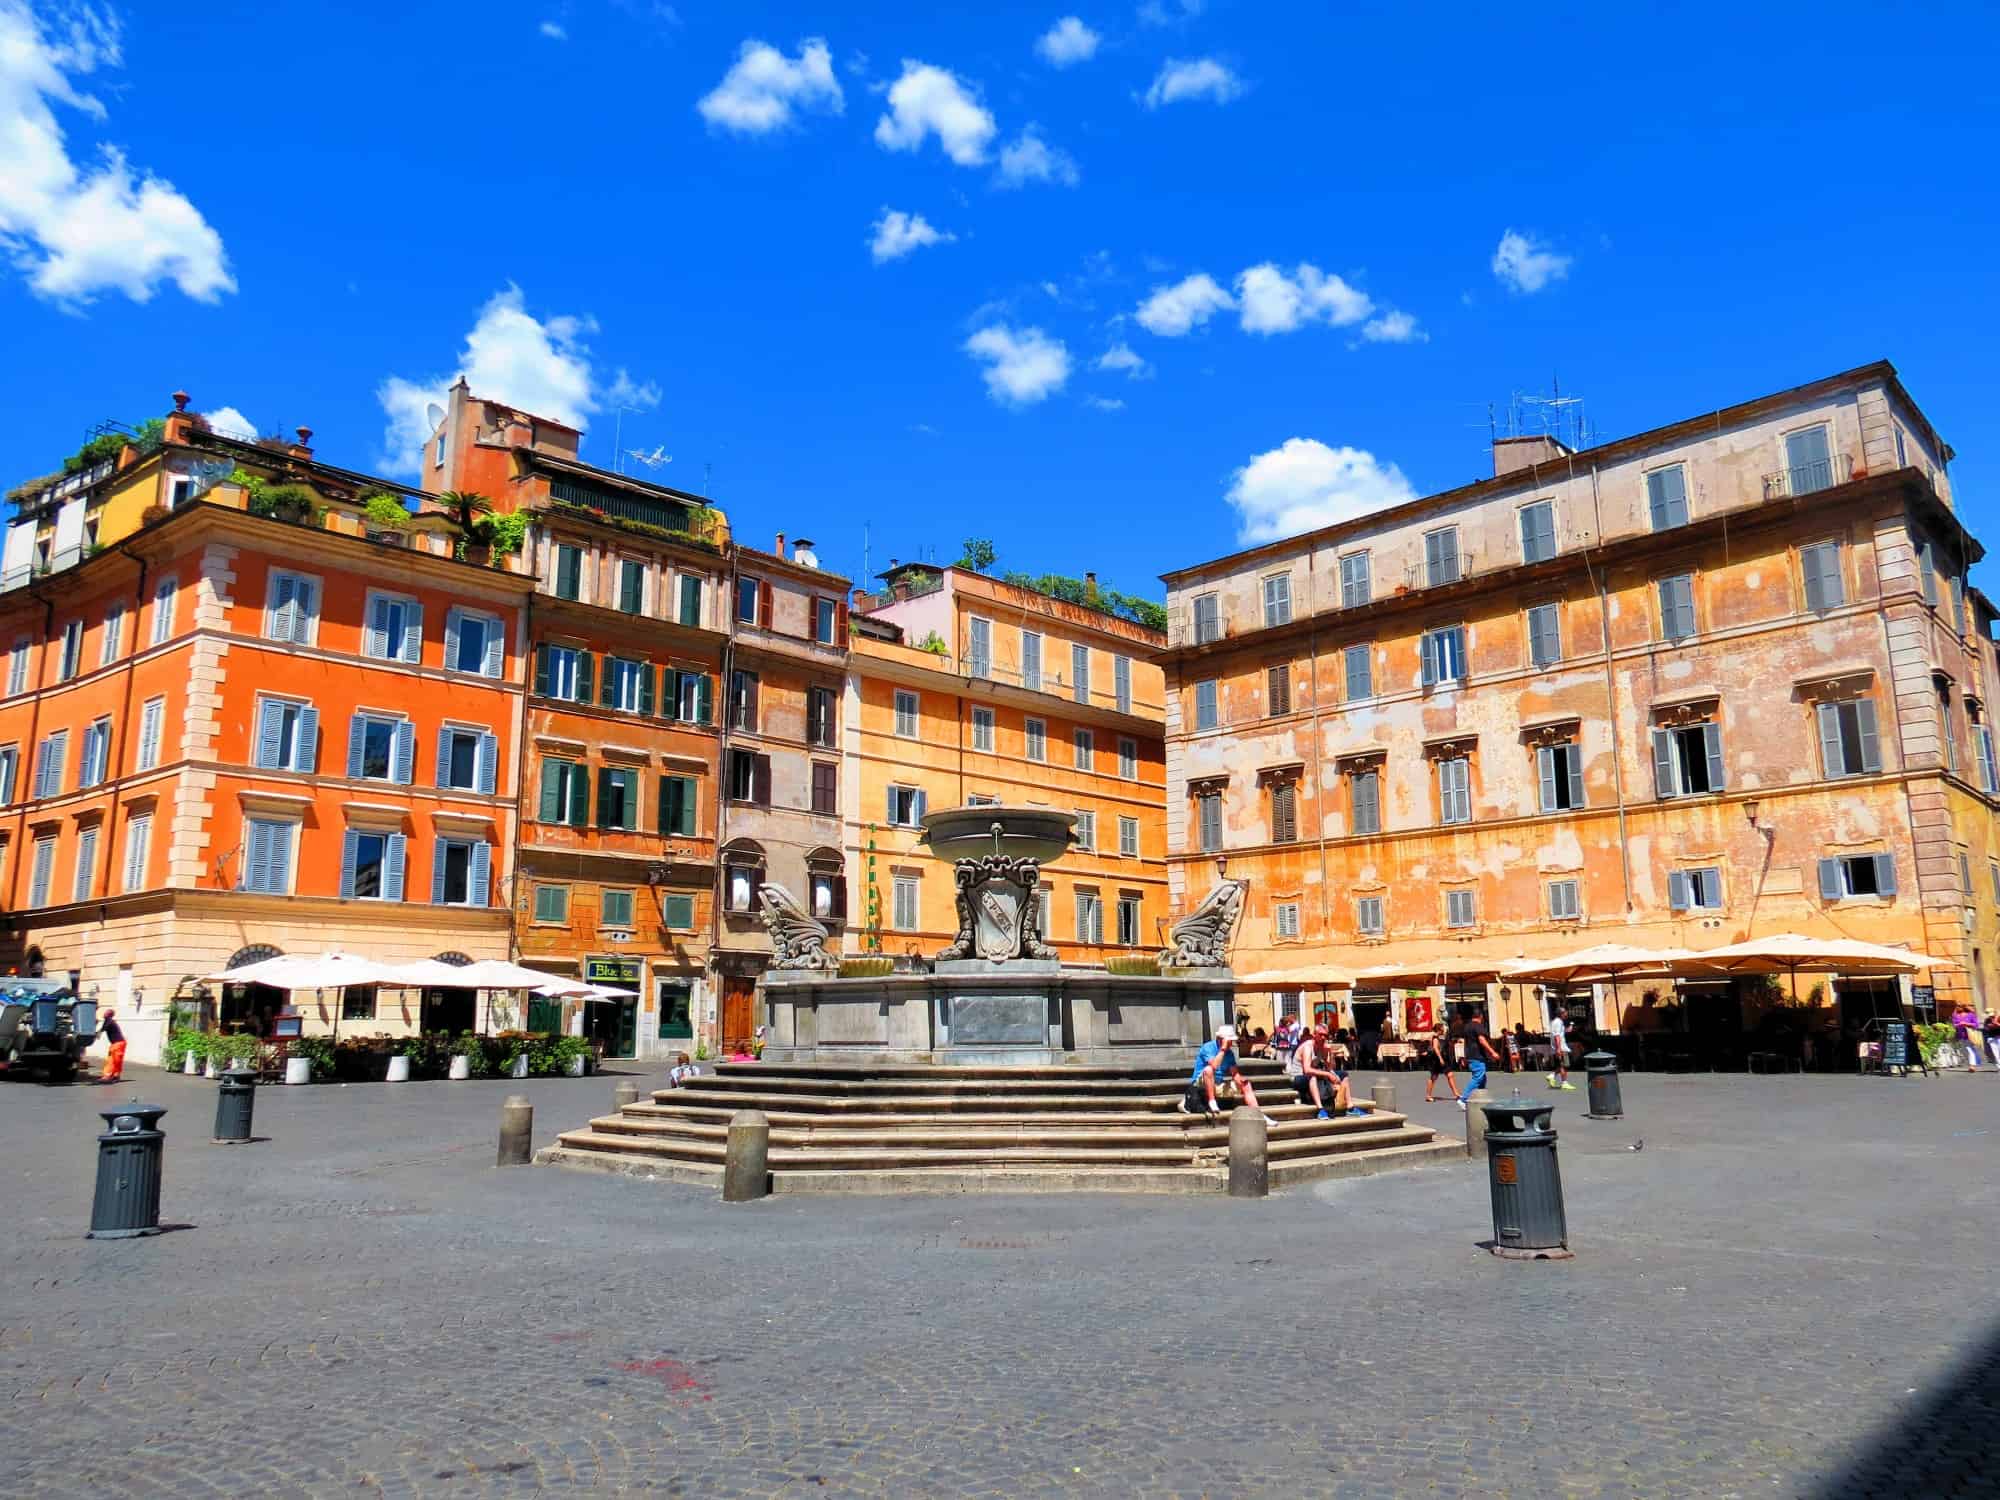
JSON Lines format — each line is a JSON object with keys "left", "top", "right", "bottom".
{"left": 205, "top": 951, "right": 402, "bottom": 989}
{"left": 1353, "top": 955, "right": 1510, "bottom": 986}
{"left": 1690, "top": 933, "right": 1948, "bottom": 975}
{"left": 1238, "top": 965, "right": 1353, "bottom": 988}
{"left": 1502, "top": 944, "right": 1715, "bottom": 984}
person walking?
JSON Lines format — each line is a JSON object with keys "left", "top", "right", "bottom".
{"left": 1424, "top": 1024, "right": 1458, "bottom": 1104}
{"left": 95, "top": 1008, "right": 126, "bottom": 1085}
{"left": 1546, "top": 1008, "right": 1576, "bottom": 1091}
{"left": 1984, "top": 1011, "right": 2000, "bottom": 1070}
{"left": 1458, "top": 1009, "right": 1500, "bottom": 1111}
{"left": 1951, "top": 1005, "right": 1982, "bottom": 1070}
{"left": 1180, "top": 1025, "right": 1261, "bottom": 1117}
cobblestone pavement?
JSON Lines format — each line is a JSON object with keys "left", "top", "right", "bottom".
{"left": 2, "top": 1063, "right": 1995, "bottom": 1498}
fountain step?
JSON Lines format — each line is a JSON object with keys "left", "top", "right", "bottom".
{"left": 707, "top": 1060, "right": 1292, "bottom": 1083}
{"left": 584, "top": 1110, "right": 1413, "bottom": 1151}
{"left": 621, "top": 1102, "right": 1370, "bottom": 1130}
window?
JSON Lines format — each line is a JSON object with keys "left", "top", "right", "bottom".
{"left": 1022, "top": 630, "right": 1043, "bottom": 690}
{"left": 1669, "top": 867, "right": 1724, "bottom": 912}
{"left": 1269, "top": 780, "right": 1298, "bottom": 844}
{"left": 601, "top": 888, "right": 634, "bottom": 928}
{"left": 1026, "top": 717, "right": 1047, "bottom": 762}
{"left": 1424, "top": 527, "right": 1460, "bottom": 587}
{"left": 1118, "top": 815, "right": 1139, "bottom": 857}
{"left": 1075, "top": 810, "right": 1096, "bottom": 851}
{"left": 0, "top": 745, "right": 15, "bottom": 805}
{"left": 340, "top": 829, "right": 404, "bottom": 901}
{"left": 536, "top": 644, "right": 593, "bottom": 704}
{"left": 1657, "top": 574, "right": 1696, "bottom": 642}
{"left": 1345, "top": 643, "right": 1372, "bottom": 700}
{"left": 240, "top": 818, "right": 295, "bottom": 895}
{"left": 1267, "top": 664, "right": 1291, "bottom": 716}
{"left": 554, "top": 544, "right": 583, "bottom": 601}
{"left": 1356, "top": 895, "right": 1384, "bottom": 937}
{"left": 128, "top": 696, "right": 163, "bottom": 774}
{"left": 1916, "top": 535, "right": 1938, "bottom": 607}
{"left": 735, "top": 575, "right": 760, "bottom": 624}
{"left": 668, "top": 668, "right": 714, "bottom": 725}
{"left": 968, "top": 616, "right": 991, "bottom": 677}
{"left": 1527, "top": 603, "right": 1561, "bottom": 668}
{"left": 346, "top": 714, "right": 413, "bottom": 783}
{"left": 534, "top": 884, "right": 570, "bottom": 924}
{"left": 33, "top": 730, "right": 66, "bottom": 798}
{"left": 1537, "top": 742, "right": 1585, "bottom": 812}
{"left": 1896, "top": 428, "right": 1909, "bottom": 468}
{"left": 252, "top": 697, "right": 315, "bottom": 773}
{"left": 1350, "top": 768, "right": 1381, "bottom": 835}
{"left": 1072, "top": 644, "right": 1090, "bottom": 704}
{"left": 433, "top": 838, "right": 490, "bottom": 906}
{"left": 79, "top": 717, "right": 111, "bottom": 789}
{"left": 971, "top": 706, "right": 994, "bottom": 752}
{"left": 28, "top": 834, "right": 54, "bottom": 907}
{"left": 677, "top": 574, "right": 703, "bottom": 627}
{"left": 1274, "top": 901, "right": 1300, "bottom": 939}
{"left": 967, "top": 793, "right": 1000, "bottom": 806}
{"left": 1196, "top": 790, "right": 1222, "bottom": 853}
{"left": 1437, "top": 756, "right": 1471, "bottom": 824}
{"left": 341, "top": 988, "right": 376, "bottom": 1023}
{"left": 100, "top": 604, "right": 122, "bottom": 667}
{"left": 1075, "top": 889, "right": 1103, "bottom": 944}
{"left": 1446, "top": 889, "right": 1476, "bottom": 928}
{"left": 1801, "top": 541, "right": 1845, "bottom": 613}
{"left": 1118, "top": 736, "right": 1138, "bottom": 780}
{"left": 1192, "top": 594, "right": 1220, "bottom": 645}
{"left": 1817, "top": 700, "right": 1882, "bottom": 780}
{"left": 894, "top": 689, "right": 919, "bottom": 737}
{"left": 58, "top": 619, "right": 82, "bottom": 681}
{"left": 150, "top": 577, "right": 176, "bottom": 646}
{"left": 815, "top": 597, "right": 840, "bottom": 646}
{"left": 1114, "top": 655, "right": 1131, "bottom": 714}
{"left": 539, "top": 758, "right": 589, "bottom": 826}
{"left": 1195, "top": 680, "right": 1218, "bottom": 731}
{"left": 72, "top": 825, "right": 97, "bottom": 902}
{"left": 446, "top": 610, "right": 503, "bottom": 677}
{"left": 1519, "top": 501, "right": 1556, "bottom": 564}
{"left": 365, "top": 592, "right": 422, "bottom": 663}
{"left": 806, "top": 686, "right": 836, "bottom": 747}
{"left": 122, "top": 812, "right": 151, "bottom": 892}
{"left": 731, "top": 670, "right": 760, "bottom": 732}
{"left": 809, "top": 863, "right": 846, "bottom": 922}
{"left": 1785, "top": 424, "right": 1834, "bottom": 496}
{"left": 1991, "top": 861, "right": 2000, "bottom": 905}
{"left": 597, "top": 766, "right": 640, "bottom": 830}
{"left": 1263, "top": 573, "right": 1292, "bottom": 627}
{"left": 892, "top": 875, "right": 919, "bottom": 931}
{"left": 660, "top": 773, "right": 700, "bottom": 835}
{"left": 1978, "top": 725, "right": 1998, "bottom": 795}
{"left": 1652, "top": 720, "right": 1725, "bottom": 798}
{"left": 662, "top": 894, "right": 696, "bottom": 931}
{"left": 1421, "top": 626, "right": 1466, "bottom": 687}
{"left": 1939, "top": 681, "right": 1959, "bottom": 774}
{"left": 7, "top": 637, "right": 27, "bottom": 695}
{"left": 1117, "top": 894, "right": 1142, "bottom": 946}
{"left": 1074, "top": 728, "right": 1093, "bottom": 770}
{"left": 617, "top": 559, "right": 644, "bottom": 614}
{"left": 1340, "top": 552, "right": 1370, "bottom": 608}
{"left": 1547, "top": 879, "right": 1580, "bottom": 920}
{"left": 886, "top": 784, "right": 926, "bottom": 828}
{"left": 1647, "top": 465, "right": 1689, "bottom": 530}
{"left": 437, "top": 726, "right": 498, "bottom": 793}
{"left": 434, "top": 429, "right": 446, "bottom": 469}
{"left": 811, "top": 760, "right": 838, "bottom": 816}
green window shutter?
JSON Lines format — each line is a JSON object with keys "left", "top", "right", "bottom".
{"left": 568, "top": 764, "right": 588, "bottom": 827}
{"left": 576, "top": 651, "right": 594, "bottom": 705}
{"left": 696, "top": 674, "right": 713, "bottom": 725}
{"left": 534, "top": 644, "right": 550, "bottom": 697}
{"left": 539, "top": 759, "right": 562, "bottom": 822}
{"left": 640, "top": 664, "right": 656, "bottom": 717}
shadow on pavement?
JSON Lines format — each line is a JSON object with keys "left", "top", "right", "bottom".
{"left": 1814, "top": 1317, "right": 2000, "bottom": 1497}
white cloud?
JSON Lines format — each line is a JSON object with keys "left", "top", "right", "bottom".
{"left": 874, "top": 61, "right": 995, "bottom": 166}
{"left": 604, "top": 369, "right": 661, "bottom": 409}
{"left": 1096, "top": 342, "right": 1152, "bottom": 379}
{"left": 1084, "top": 395, "right": 1125, "bottom": 412}
{"left": 1234, "top": 262, "right": 1371, "bottom": 334}
{"left": 203, "top": 406, "right": 257, "bottom": 440}
{"left": 869, "top": 207, "right": 954, "bottom": 263}
{"left": 1226, "top": 438, "right": 1418, "bottom": 544}
{"left": 377, "top": 285, "right": 630, "bottom": 474}
{"left": 1035, "top": 16, "right": 1100, "bottom": 66}
{"left": 1359, "top": 309, "right": 1425, "bottom": 344}
{"left": 538, "top": 20, "right": 566, "bottom": 40}
{"left": 1134, "top": 272, "right": 1233, "bottom": 336}
{"left": 1142, "top": 57, "right": 1242, "bottom": 108}
{"left": 1138, "top": 0, "right": 1203, "bottom": 24}
{"left": 995, "top": 126, "right": 1079, "bottom": 188}
{"left": 962, "top": 324, "right": 1071, "bottom": 406}
{"left": 696, "top": 38, "right": 843, "bottom": 135}
{"left": 1491, "top": 229, "right": 1571, "bottom": 294}
{"left": 0, "top": 2, "right": 233, "bottom": 308}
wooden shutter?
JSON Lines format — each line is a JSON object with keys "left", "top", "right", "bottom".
{"left": 476, "top": 732, "right": 498, "bottom": 795}
{"left": 483, "top": 620, "right": 504, "bottom": 678}
{"left": 1873, "top": 853, "right": 1897, "bottom": 896}
{"left": 1566, "top": 747, "right": 1584, "bottom": 810}
{"left": 394, "top": 722, "right": 415, "bottom": 784}
{"left": 468, "top": 842, "right": 490, "bottom": 907}
{"left": 1816, "top": 702, "right": 1845, "bottom": 778}
{"left": 431, "top": 837, "right": 449, "bottom": 904}
{"left": 836, "top": 597, "right": 849, "bottom": 646}
{"left": 291, "top": 706, "right": 316, "bottom": 773}
{"left": 1272, "top": 782, "right": 1296, "bottom": 843}
{"left": 1668, "top": 870, "right": 1690, "bottom": 911}
{"left": 752, "top": 753, "right": 772, "bottom": 807}
{"left": 600, "top": 656, "right": 618, "bottom": 707}
{"left": 830, "top": 872, "right": 847, "bottom": 920}
{"left": 346, "top": 713, "right": 366, "bottom": 779}
{"left": 1857, "top": 700, "right": 1882, "bottom": 774}
{"left": 1817, "top": 858, "right": 1843, "bottom": 901}
{"left": 758, "top": 580, "right": 773, "bottom": 629}
{"left": 568, "top": 762, "right": 589, "bottom": 826}
{"left": 596, "top": 767, "right": 614, "bottom": 829}
{"left": 1651, "top": 729, "right": 1676, "bottom": 798}
{"left": 340, "top": 829, "right": 360, "bottom": 899}
{"left": 639, "top": 665, "right": 656, "bottom": 717}
{"left": 1421, "top": 632, "right": 1437, "bottom": 686}
{"left": 1701, "top": 722, "right": 1725, "bottom": 790}
{"left": 620, "top": 562, "right": 642, "bottom": 614}
{"left": 435, "top": 726, "right": 452, "bottom": 789}
{"left": 696, "top": 673, "right": 713, "bottom": 725}
{"left": 539, "top": 760, "right": 562, "bottom": 822}
{"left": 385, "top": 834, "right": 406, "bottom": 902}
{"left": 575, "top": 650, "right": 594, "bottom": 704}
{"left": 1353, "top": 771, "right": 1378, "bottom": 834}
{"left": 533, "top": 643, "right": 550, "bottom": 697}
{"left": 444, "top": 611, "right": 460, "bottom": 669}
{"left": 258, "top": 700, "right": 284, "bottom": 770}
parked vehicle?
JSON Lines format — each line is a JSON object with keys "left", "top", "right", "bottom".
{"left": 0, "top": 978, "right": 98, "bottom": 1083}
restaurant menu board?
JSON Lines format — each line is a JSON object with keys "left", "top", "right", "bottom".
{"left": 1880, "top": 1019, "right": 1910, "bottom": 1068}
{"left": 1908, "top": 986, "right": 1936, "bottom": 1022}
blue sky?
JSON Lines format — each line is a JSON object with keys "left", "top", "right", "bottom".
{"left": 4, "top": 0, "right": 1997, "bottom": 599}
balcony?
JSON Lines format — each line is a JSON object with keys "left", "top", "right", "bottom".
{"left": 1762, "top": 452, "right": 1854, "bottom": 500}
{"left": 1403, "top": 549, "right": 1481, "bottom": 593}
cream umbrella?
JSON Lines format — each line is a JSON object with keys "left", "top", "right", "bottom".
{"left": 1354, "top": 956, "right": 1511, "bottom": 1035}
{"left": 1690, "top": 933, "right": 1947, "bottom": 1021}
{"left": 1238, "top": 965, "right": 1352, "bottom": 1035}
{"left": 1503, "top": 944, "right": 1717, "bottom": 1037}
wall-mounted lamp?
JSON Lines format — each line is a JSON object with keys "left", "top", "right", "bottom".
{"left": 1744, "top": 799, "right": 1762, "bottom": 829}
{"left": 1215, "top": 854, "right": 1229, "bottom": 882}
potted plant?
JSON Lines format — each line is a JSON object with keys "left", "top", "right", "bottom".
{"left": 385, "top": 1038, "right": 413, "bottom": 1083}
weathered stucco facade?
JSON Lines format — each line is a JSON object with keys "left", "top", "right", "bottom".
{"left": 1160, "top": 361, "right": 1997, "bottom": 1035}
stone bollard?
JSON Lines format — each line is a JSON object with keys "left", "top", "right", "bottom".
{"left": 1463, "top": 1087, "right": 1492, "bottom": 1158}
{"left": 1227, "top": 1108, "right": 1269, "bottom": 1198}
{"left": 1370, "top": 1081, "right": 1396, "bottom": 1115}
{"left": 723, "top": 1109, "right": 771, "bottom": 1202}
{"left": 497, "top": 1094, "right": 533, "bottom": 1167}
{"left": 612, "top": 1080, "right": 639, "bottom": 1111}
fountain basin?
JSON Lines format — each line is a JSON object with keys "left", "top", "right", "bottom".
{"left": 919, "top": 805, "right": 1076, "bottom": 865}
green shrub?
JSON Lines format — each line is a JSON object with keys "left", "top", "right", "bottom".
{"left": 360, "top": 491, "right": 411, "bottom": 528}
{"left": 1916, "top": 1021, "right": 1957, "bottom": 1066}
{"left": 839, "top": 956, "right": 895, "bottom": 979}
{"left": 1106, "top": 955, "right": 1161, "bottom": 977}
{"left": 289, "top": 1035, "right": 336, "bottom": 1080}
{"left": 477, "top": 511, "right": 530, "bottom": 556}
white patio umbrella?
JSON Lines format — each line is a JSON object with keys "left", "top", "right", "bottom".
{"left": 459, "top": 959, "right": 581, "bottom": 991}
{"left": 203, "top": 951, "right": 403, "bottom": 1044}
{"left": 1503, "top": 944, "right": 1716, "bottom": 1034}
{"left": 1689, "top": 933, "right": 1946, "bottom": 1014}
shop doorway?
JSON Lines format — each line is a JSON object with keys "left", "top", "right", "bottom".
{"left": 221, "top": 983, "right": 287, "bottom": 1036}
{"left": 421, "top": 988, "right": 476, "bottom": 1036}
{"left": 656, "top": 978, "right": 694, "bottom": 1047}
{"left": 721, "top": 976, "right": 757, "bottom": 1055}
{"left": 585, "top": 997, "right": 637, "bottom": 1059}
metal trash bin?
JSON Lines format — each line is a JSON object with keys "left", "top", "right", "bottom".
{"left": 214, "top": 1068, "right": 257, "bottom": 1143}
{"left": 1481, "top": 1093, "right": 1570, "bottom": 1259}
{"left": 87, "top": 1102, "right": 168, "bottom": 1239}
{"left": 1584, "top": 1050, "right": 1624, "bottom": 1120}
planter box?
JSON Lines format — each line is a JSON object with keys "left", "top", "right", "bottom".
{"left": 385, "top": 1054, "right": 411, "bottom": 1083}
{"left": 449, "top": 1055, "right": 471, "bottom": 1081}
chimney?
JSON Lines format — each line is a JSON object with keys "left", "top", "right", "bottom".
{"left": 289, "top": 425, "right": 314, "bottom": 460}
{"left": 164, "top": 389, "right": 194, "bottom": 444}
{"left": 1492, "top": 434, "right": 1571, "bottom": 477}
{"left": 1085, "top": 571, "right": 1097, "bottom": 586}
{"left": 503, "top": 414, "right": 532, "bottom": 448}
{"left": 792, "top": 537, "right": 818, "bottom": 569}
{"left": 774, "top": 531, "right": 785, "bottom": 557}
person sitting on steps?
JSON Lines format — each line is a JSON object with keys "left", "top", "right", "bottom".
{"left": 1290, "top": 1024, "right": 1346, "bottom": 1118}
{"left": 1179, "top": 1025, "right": 1261, "bottom": 1117}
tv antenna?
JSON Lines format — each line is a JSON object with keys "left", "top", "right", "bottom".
{"left": 625, "top": 445, "right": 672, "bottom": 470}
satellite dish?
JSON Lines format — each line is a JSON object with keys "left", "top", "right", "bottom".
{"left": 425, "top": 403, "right": 445, "bottom": 431}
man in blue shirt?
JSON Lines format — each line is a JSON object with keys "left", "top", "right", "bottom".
{"left": 1179, "top": 1025, "right": 1262, "bottom": 1116}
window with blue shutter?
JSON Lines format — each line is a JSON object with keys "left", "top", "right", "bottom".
{"left": 1424, "top": 527, "right": 1460, "bottom": 587}
{"left": 1527, "top": 603, "right": 1561, "bottom": 667}
{"left": 1801, "top": 541, "right": 1844, "bottom": 613}
{"left": 1350, "top": 769, "right": 1380, "bottom": 835}
{"left": 1438, "top": 757, "right": 1471, "bottom": 824}
{"left": 72, "top": 825, "right": 98, "bottom": 902}
{"left": 1195, "top": 680, "right": 1218, "bottom": 731}
{"left": 242, "top": 818, "right": 293, "bottom": 894}
{"left": 1344, "top": 644, "right": 1371, "bottom": 700}
{"left": 1537, "top": 742, "right": 1585, "bottom": 812}
{"left": 1654, "top": 721, "right": 1724, "bottom": 798}
{"left": 1647, "top": 466, "right": 1689, "bottom": 530}
{"left": 1657, "top": 575, "right": 1696, "bottom": 641}
{"left": 1817, "top": 700, "right": 1882, "bottom": 779}
{"left": 1340, "top": 552, "right": 1370, "bottom": 607}
{"left": 1518, "top": 501, "right": 1556, "bottom": 564}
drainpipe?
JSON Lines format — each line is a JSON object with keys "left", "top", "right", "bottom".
{"left": 1308, "top": 545, "right": 1330, "bottom": 936}
{"left": 96, "top": 556, "right": 148, "bottom": 901}
{"left": 1589, "top": 465, "right": 1635, "bottom": 914}
{"left": 708, "top": 551, "right": 738, "bottom": 1025}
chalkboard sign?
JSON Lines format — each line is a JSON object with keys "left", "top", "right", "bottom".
{"left": 1908, "top": 986, "right": 1936, "bottom": 1022}
{"left": 1880, "top": 1019, "right": 1910, "bottom": 1068}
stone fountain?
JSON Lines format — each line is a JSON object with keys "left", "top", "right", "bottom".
{"left": 758, "top": 805, "right": 1244, "bottom": 1066}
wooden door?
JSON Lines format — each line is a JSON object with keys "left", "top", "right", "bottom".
{"left": 721, "top": 977, "right": 757, "bottom": 1055}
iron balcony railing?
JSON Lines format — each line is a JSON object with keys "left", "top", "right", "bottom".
{"left": 1762, "top": 452, "right": 1853, "bottom": 499}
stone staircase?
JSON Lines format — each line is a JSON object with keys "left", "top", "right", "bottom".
{"left": 535, "top": 1060, "right": 1464, "bottom": 1194}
